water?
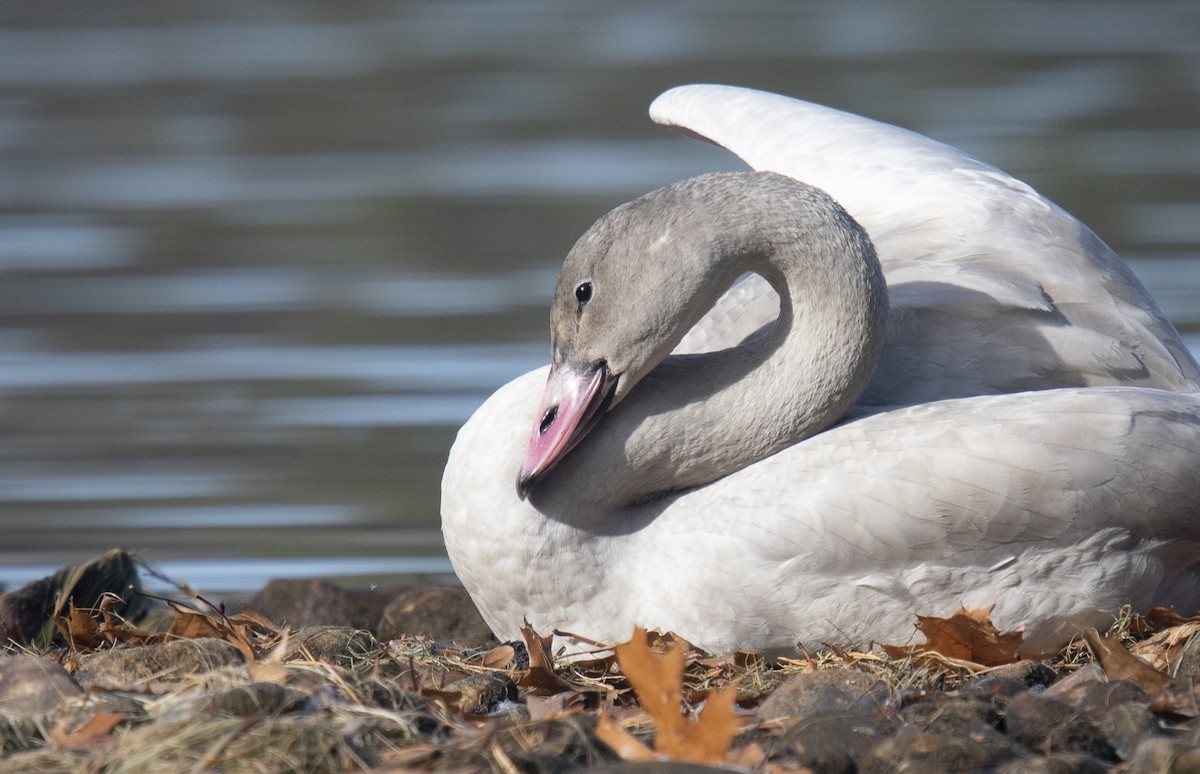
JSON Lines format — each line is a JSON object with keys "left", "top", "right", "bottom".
{"left": 2, "top": 1, "right": 1198, "bottom": 594}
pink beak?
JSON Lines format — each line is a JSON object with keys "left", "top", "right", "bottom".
{"left": 517, "top": 359, "right": 617, "bottom": 499}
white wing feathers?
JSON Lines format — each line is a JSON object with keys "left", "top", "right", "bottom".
{"left": 651, "top": 84, "right": 1200, "bottom": 402}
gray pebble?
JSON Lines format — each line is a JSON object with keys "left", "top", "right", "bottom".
{"left": 73, "top": 637, "right": 244, "bottom": 689}
{"left": 859, "top": 726, "right": 1018, "bottom": 773}
{"left": 0, "top": 654, "right": 82, "bottom": 717}
{"left": 283, "top": 625, "right": 378, "bottom": 666}
{"left": 1120, "top": 737, "right": 1200, "bottom": 774}
{"left": 1103, "top": 701, "right": 1165, "bottom": 760}
{"left": 758, "top": 668, "right": 898, "bottom": 723}
{"left": 1004, "top": 692, "right": 1116, "bottom": 760}
{"left": 995, "top": 752, "right": 1111, "bottom": 773}
{"left": 377, "top": 586, "right": 495, "bottom": 646}
{"left": 1172, "top": 631, "right": 1200, "bottom": 680}
{"left": 773, "top": 710, "right": 891, "bottom": 773}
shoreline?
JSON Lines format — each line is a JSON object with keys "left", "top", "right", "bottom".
{"left": 3, "top": 550, "right": 1200, "bottom": 772}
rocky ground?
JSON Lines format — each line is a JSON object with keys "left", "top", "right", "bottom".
{"left": 3, "top": 551, "right": 1200, "bottom": 773}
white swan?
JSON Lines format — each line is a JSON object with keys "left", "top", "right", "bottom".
{"left": 441, "top": 84, "right": 1200, "bottom": 656}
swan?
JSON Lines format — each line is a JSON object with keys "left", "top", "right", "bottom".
{"left": 441, "top": 84, "right": 1200, "bottom": 656}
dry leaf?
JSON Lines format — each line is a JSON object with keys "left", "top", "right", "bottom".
{"left": 881, "top": 606, "right": 1023, "bottom": 667}
{"left": 228, "top": 603, "right": 283, "bottom": 634}
{"left": 595, "top": 709, "right": 658, "bottom": 761}
{"left": 55, "top": 602, "right": 103, "bottom": 651}
{"left": 249, "top": 661, "right": 289, "bottom": 685}
{"left": 167, "top": 607, "right": 225, "bottom": 639}
{"left": 481, "top": 644, "right": 517, "bottom": 669}
{"left": 48, "top": 710, "right": 124, "bottom": 751}
{"left": 612, "top": 627, "right": 739, "bottom": 765}
{"left": 725, "top": 741, "right": 769, "bottom": 769}
{"left": 1082, "top": 628, "right": 1170, "bottom": 694}
{"left": 641, "top": 629, "right": 696, "bottom": 657}
{"left": 525, "top": 692, "right": 583, "bottom": 722}
{"left": 1131, "top": 621, "right": 1200, "bottom": 673}
{"left": 1149, "top": 680, "right": 1200, "bottom": 719}
{"left": 55, "top": 600, "right": 164, "bottom": 653}
{"left": 165, "top": 602, "right": 257, "bottom": 662}
{"left": 514, "top": 623, "right": 577, "bottom": 694}
{"left": 1144, "top": 606, "right": 1200, "bottom": 631}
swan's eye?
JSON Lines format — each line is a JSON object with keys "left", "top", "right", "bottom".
{"left": 574, "top": 281, "right": 593, "bottom": 306}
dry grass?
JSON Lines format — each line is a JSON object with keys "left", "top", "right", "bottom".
{"left": 6, "top": 596, "right": 1200, "bottom": 773}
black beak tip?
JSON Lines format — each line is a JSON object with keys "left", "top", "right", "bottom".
{"left": 516, "top": 472, "right": 536, "bottom": 501}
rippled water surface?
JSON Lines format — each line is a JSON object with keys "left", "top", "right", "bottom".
{"left": 2, "top": 1, "right": 1199, "bottom": 592}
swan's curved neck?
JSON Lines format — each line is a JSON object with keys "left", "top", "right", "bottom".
{"left": 534, "top": 177, "right": 888, "bottom": 514}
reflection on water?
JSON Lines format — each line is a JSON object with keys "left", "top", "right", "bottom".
{"left": 1, "top": 1, "right": 1198, "bottom": 593}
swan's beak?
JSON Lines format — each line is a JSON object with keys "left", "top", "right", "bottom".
{"left": 517, "top": 359, "right": 617, "bottom": 499}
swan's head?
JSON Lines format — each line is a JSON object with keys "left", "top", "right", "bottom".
{"left": 517, "top": 172, "right": 794, "bottom": 498}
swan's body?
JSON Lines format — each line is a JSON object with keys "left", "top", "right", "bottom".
{"left": 441, "top": 85, "right": 1200, "bottom": 655}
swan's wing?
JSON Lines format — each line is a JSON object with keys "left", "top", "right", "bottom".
{"left": 649, "top": 386, "right": 1200, "bottom": 652}
{"left": 444, "top": 370, "right": 1200, "bottom": 653}
{"left": 672, "top": 273, "right": 777, "bottom": 355}
{"left": 651, "top": 84, "right": 1200, "bottom": 402}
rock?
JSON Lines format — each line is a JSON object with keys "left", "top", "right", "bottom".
{"left": 899, "top": 695, "right": 1001, "bottom": 734}
{"left": 965, "top": 662, "right": 1058, "bottom": 707}
{"left": 1173, "top": 630, "right": 1200, "bottom": 680}
{"left": 1070, "top": 680, "right": 1149, "bottom": 719}
{"left": 1003, "top": 692, "right": 1116, "bottom": 760}
{"left": 74, "top": 638, "right": 244, "bottom": 688}
{"left": 963, "top": 675, "right": 1030, "bottom": 707}
{"left": 1151, "top": 674, "right": 1200, "bottom": 719}
{"left": 250, "top": 578, "right": 396, "bottom": 633}
{"left": 349, "top": 674, "right": 426, "bottom": 713}
{"left": 1042, "top": 663, "right": 1107, "bottom": 705}
{"left": 92, "top": 714, "right": 354, "bottom": 773}
{"left": 984, "top": 661, "right": 1060, "bottom": 690}
{"left": 0, "top": 549, "right": 145, "bottom": 647}
{"left": 758, "top": 668, "right": 899, "bottom": 723}
{"left": 0, "top": 654, "right": 84, "bottom": 716}
{"left": 195, "top": 682, "right": 297, "bottom": 717}
{"left": 0, "top": 749, "right": 88, "bottom": 774}
{"left": 773, "top": 711, "right": 890, "bottom": 773}
{"left": 377, "top": 587, "right": 494, "bottom": 646}
{"left": 283, "top": 626, "right": 379, "bottom": 666}
{"left": 1102, "top": 702, "right": 1164, "bottom": 760}
{"left": 589, "top": 765, "right": 745, "bottom": 774}
{"left": 440, "top": 672, "right": 521, "bottom": 717}
{"left": 47, "top": 691, "right": 146, "bottom": 737}
{"left": 859, "top": 726, "right": 1018, "bottom": 773}
{"left": 1120, "top": 737, "right": 1200, "bottom": 774}
{"left": 995, "top": 752, "right": 1111, "bottom": 773}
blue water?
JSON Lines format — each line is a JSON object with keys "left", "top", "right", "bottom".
{"left": 1, "top": 0, "right": 1197, "bottom": 594}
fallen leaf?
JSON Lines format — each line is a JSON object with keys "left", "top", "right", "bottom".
{"left": 641, "top": 629, "right": 696, "bottom": 658}
{"left": 165, "top": 602, "right": 256, "bottom": 662}
{"left": 481, "top": 644, "right": 517, "bottom": 669}
{"left": 1149, "top": 680, "right": 1200, "bottom": 719}
{"left": 1082, "top": 628, "right": 1170, "bottom": 694}
{"left": 1144, "top": 606, "right": 1200, "bottom": 631}
{"left": 1130, "top": 621, "right": 1200, "bottom": 673}
{"left": 249, "top": 661, "right": 290, "bottom": 685}
{"left": 880, "top": 606, "right": 1024, "bottom": 667}
{"left": 167, "top": 607, "right": 224, "bottom": 639}
{"left": 514, "top": 622, "right": 577, "bottom": 694}
{"left": 55, "top": 602, "right": 103, "bottom": 651}
{"left": 612, "top": 627, "right": 739, "bottom": 765}
{"left": 725, "top": 741, "right": 769, "bottom": 769}
{"left": 594, "top": 709, "right": 657, "bottom": 762}
{"left": 48, "top": 710, "right": 124, "bottom": 751}
{"left": 227, "top": 603, "right": 283, "bottom": 634}
{"left": 525, "top": 692, "right": 583, "bottom": 722}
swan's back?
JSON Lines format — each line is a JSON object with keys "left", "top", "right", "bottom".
{"left": 652, "top": 85, "right": 1200, "bottom": 404}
